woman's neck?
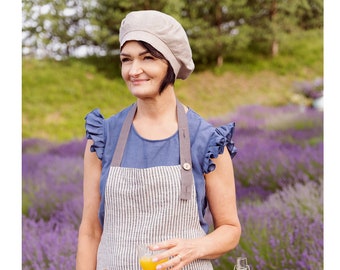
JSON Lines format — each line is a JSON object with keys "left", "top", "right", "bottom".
{"left": 135, "top": 87, "right": 177, "bottom": 121}
{"left": 133, "top": 89, "right": 179, "bottom": 140}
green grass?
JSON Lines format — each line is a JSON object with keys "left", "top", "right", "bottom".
{"left": 22, "top": 29, "right": 323, "bottom": 142}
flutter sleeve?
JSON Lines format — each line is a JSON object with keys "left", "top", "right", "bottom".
{"left": 85, "top": 109, "right": 105, "bottom": 160}
{"left": 203, "top": 122, "right": 237, "bottom": 174}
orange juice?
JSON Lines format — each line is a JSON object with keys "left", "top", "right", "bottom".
{"left": 139, "top": 256, "right": 168, "bottom": 270}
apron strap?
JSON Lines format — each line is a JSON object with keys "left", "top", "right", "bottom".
{"left": 111, "top": 100, "right": 193, "bottom": 200}
{"left": 111, "top": 103, "right": 137, "bottom": 167}
{"left": 177, "top": 100, "right": 194, "bottom": 200}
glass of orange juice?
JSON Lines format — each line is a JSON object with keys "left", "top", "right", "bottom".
{"left": 137, "top": 244, "right": 168, "bottom": 270}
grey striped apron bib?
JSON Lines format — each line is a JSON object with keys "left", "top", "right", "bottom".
{"left": 96, "top": 101, "right": 213, "bottom": 270}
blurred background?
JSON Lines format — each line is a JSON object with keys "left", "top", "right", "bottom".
{"left": 22, "top": 0, "right": 323, "bottom": 141}
{"left": 21, "top": 1, "right": 324, "bottom": 269}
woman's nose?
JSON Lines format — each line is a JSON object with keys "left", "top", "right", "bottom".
{"left": 129, "top": 60, "right": 143, "bottom": 76}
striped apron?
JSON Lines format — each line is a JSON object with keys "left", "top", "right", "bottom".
{"left": 96, "top": 101, "right": 213, "bottom": 270}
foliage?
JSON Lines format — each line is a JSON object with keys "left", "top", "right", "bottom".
{"left": 89, "top": 0, "right": 170, "bottom": 55}
{"left": 22, "top": 28, "right": 322, "bottom": 142}
{"left": 22, "top": 0, "right": 94, "bottom": 59}
{"left": 180, "top": 0, "right": 253, "bottom": 66}
{"left": 295, "top": 0, "right": 323, "bottom": 29}
{"left": 22, "top": 105, "right": 323, "bottom": 269}
{"left": 244, "top": 0, "right": 300, "bottom": 55}
{"left": 215, "top": 181, "right": 323, "bottom": 269}
{"left": 22, "top": 0, "right": 323, "bottom": 63}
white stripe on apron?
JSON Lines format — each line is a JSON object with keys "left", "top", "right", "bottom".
{"left": 96, "top": 101, "right": 213, "bottom": 269}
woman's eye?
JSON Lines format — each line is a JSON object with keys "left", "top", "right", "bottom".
{"left": 143, "top": 55, "right": 154, "bottom": 60}
{"left": 120, "top": 57, "right": 130, "bottom": 63}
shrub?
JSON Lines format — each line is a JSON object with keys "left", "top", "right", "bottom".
{"left": 22, "top": 105, "right": 323, "bottom": 269}
{"left": 214, "top": 181, "right": 323, "bottom": 270}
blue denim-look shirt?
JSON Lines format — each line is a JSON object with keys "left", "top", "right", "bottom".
{"left": 85, "top": 104, "right": 237, "bottom": 233}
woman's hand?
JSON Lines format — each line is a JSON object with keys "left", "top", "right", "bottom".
{"left": 149, "top": 238, "right": 203, "bottom": 270}
{"left": 149, "top": 147, "right": 241, "bottom": 270}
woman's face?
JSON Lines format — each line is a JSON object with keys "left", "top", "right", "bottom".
{"left": 120, "top": 41, "right": 169, "bottom": 99}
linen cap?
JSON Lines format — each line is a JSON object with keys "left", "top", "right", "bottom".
{"left": 119, "top": 10, "right": 195, "bottom": 79}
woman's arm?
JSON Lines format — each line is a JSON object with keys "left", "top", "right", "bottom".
{"left": 76, "top": 140, "right": 103, "bottom": 270}
{"left": 151, "top": 147, "right": 241, "bottom": 269}
{"left": 199, "top": 146, "right": 241, "bottom": 258}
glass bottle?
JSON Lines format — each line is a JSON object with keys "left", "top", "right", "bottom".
{"left": 233, "top": 257, "right": 250, "bottom": 270}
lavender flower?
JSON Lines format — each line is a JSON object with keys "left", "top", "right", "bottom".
{"left": 22, "top": 105, "right": 323, "bottom": 269}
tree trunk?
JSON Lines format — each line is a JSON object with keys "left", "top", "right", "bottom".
{"left": 271, "top": 40, "right": 279, "bottom": 57}
{"left": 217, "top": 55, "right": 223, "bottom": 66}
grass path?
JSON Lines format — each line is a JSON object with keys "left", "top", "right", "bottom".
{"left": 22, "top": 30, "right": 322, "bottom": 141}
{"left": 22, "top": 61, "right": 320, "bottom": 141}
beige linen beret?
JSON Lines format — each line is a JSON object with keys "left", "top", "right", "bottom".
{"left": 119, "top": 10, "right": 195, "bottom": 80}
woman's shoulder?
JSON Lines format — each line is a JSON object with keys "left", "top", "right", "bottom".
{"left": 187, "top": 107, "right": 237, "bottom": 173}
{"left": 86, "top": 104, "right": 134, "bottom": 127}
{"left": 105, "top": 105, "right": 133, "bottom": 127}
{"left": 187, "top": 107, "right": 236, "bottom": 143}
{"left": 84, "top": 104, "right": 135, "bottom": 159}
{"left": 187, "top": 108, "right": 215, "bottom": 136}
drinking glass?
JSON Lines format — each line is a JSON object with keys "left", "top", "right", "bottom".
{"left": 137, "top": 244, "right": 168, "bottom": 270}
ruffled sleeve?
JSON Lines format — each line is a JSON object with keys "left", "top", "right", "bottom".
{"left": 85, "top": 109, "right": 105, "bottom": 160}
{"left": 203, "top": 122, "right": 237, "bottom": 173}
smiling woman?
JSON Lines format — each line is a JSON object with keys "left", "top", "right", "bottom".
{"left": 76, "top": 10, "right": 241, "bottom": 270}
{"left": 120, "top": 41, "right": 170, "bottom": 99}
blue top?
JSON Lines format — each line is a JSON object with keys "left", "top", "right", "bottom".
{"left": 85, "top": 104, "right": 237, "bottom": 233}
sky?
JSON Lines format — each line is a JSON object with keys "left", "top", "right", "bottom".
{"left": 0, "top": 0, "right": 339, "bottom": 268}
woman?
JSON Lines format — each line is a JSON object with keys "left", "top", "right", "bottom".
{"left": 76, "top": 10, "right": 241, "bottom": 270}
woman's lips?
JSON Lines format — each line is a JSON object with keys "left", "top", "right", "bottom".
{"left": 130, "top": 79, "right": 149, "bottom": 85}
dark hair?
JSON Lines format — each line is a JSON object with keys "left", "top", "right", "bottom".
{"left": 138, "top": 41, "right": 176, "bottom": 94}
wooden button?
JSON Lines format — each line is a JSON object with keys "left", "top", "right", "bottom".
{"left": 183, "top": 162, "right": 191, "bottom": 171}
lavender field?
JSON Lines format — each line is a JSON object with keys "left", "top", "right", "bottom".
{"left": 22, "top": 104, "right": 323, "bottom": 270}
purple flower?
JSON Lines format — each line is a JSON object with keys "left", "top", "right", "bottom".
{"left": 23, "top": 104, "right": 323, "bottom": 270}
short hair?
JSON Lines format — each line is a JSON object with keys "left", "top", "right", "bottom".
{"left": 138, "top": 41, "right": 176, "bottom": 94}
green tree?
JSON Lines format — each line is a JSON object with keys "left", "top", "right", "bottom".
{"left": 22, "top": 0, "right": 322, "bottom": 62}
{"left": 181, "top": 0, "right": 253, "bottom": 67}
{"left": 22, "top": 0, "right": 93, "bottom": 58}
{"left": 295, "top": 0, "right": 323, "bottom": 29}
{"left": 244, "top": 0, "right": 323, "bottom": 56}
{"left": 89, "top": 0, "right": 170, "bottom": 55}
